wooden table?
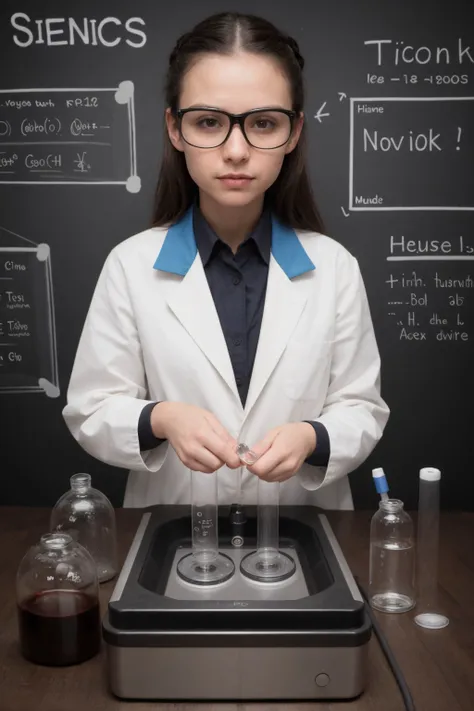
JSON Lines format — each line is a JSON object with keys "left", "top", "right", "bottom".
{"left": 1, "top": 507, "right": 473, "bottom": 711}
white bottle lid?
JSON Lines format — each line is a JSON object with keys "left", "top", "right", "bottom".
{"left": 372, "top": 467, "right": 385, "bottom": 478}
{"left": 414, "top": 612, "right": 449, "bottom": 629}
{"left": 419, "top": 467, "right": 441, "bottom": 481}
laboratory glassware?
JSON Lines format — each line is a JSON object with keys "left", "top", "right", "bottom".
{"left": 369, "top": 496, "right": 416, "bottom": 613}
{"left": 177, "top": 468, "right": 235, "bottom": 585}
{"left": 16, "top": 532, "right": 101, "bottom": 666}
{"left": 414, "top": 467, "right": 449, "bottom": 629}
{"left": 237, "top": 444, "right": 296, "bottom": 583}
{"left": 50, "top": 473, "right": 118, "bottom": 583}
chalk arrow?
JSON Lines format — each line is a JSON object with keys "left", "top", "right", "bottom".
{"left": 341, "top": 207, "right": 350, "bottom": 217}
{"left": 338, "top": 92, "right": 347, "bottom": 101}
{"left": 314, "top": 101, "right": 330, "bottom": 123}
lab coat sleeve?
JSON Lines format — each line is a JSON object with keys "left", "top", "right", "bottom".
{"left": 62, "top": 249, "right": 168, "bottom": 473}
{"left": 297, "top": 251, "right": 390, "bottom": 492}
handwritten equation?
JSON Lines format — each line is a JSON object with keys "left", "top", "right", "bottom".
{"left": 0, "top": 82, "right": 140, "bottom": 192}
{"left": 385, "top": 233, "right": 473, "bottom": 343}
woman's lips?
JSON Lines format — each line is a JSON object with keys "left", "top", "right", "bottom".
{"left": 218, "top": 176, "right": 254, "bottom": 188}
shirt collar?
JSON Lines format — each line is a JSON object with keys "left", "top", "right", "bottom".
{"left": 193, "top": 204, "right": 272, "bottom": 267}
{"left": 153, "top": 204, "right": 315, "bottom": 278}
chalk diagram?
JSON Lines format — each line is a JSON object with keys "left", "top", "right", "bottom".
{"left": 348, "top": 96, "right": 474, "bottom": 212}
{"left": 0, "top": 226, "right": 59, "bottom": 397}
{"left": 0, "top": 80, "right": 140, "bottom": 192}
{"left": 314, "top": 94, "right": 474, "bottom": 212}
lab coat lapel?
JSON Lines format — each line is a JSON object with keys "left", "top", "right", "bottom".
{"left": 160, "top": 255, "right": 240, "bottom": 401}
{"left": 153, "top": 208, "right": 315, "bottom": 415}
{"left": 243, "top": 255, "right": 309, "bottom": 419}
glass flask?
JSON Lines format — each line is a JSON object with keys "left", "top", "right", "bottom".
{"left": 16, "top": 532, "right": 101, "bottom": 666}
{"left": 369, "top": 498, "right": 416, "bottom": 613}
{"left": 50, "top": 473, "right": 118, "bottom": 583}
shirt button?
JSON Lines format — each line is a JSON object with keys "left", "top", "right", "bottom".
{"left": 236, "top": 377, "right": 242, "bottom": 385}
{"left": 233, "top": 276, "right": 241, "bottom": 285}
{"left": 234, "top": 338, "right": 242, "bottom": 347}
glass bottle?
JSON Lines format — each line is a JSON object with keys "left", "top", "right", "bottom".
{"left": 369, "top": 498, "right": 416, "bottom": 613}
{"left": 16, "top": 532, "right": 101, "bottom": 666}
{"left": 50, "top": 473, "right": 118, "bottom": 583}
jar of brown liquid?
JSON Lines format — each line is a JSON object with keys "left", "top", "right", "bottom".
{"left": 16, "top": 532, "right": 101, "bottom": 666}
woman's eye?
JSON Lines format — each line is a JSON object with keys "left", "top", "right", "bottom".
{"left": 197, "top": 117, "right": 219, "bottom": 129}
{"left": 254, "top": 119, "right": 275, "bottom": 130}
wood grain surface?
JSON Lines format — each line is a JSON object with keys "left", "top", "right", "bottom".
{"left": 1, "top": 507, "right": 472, "bottom": 711}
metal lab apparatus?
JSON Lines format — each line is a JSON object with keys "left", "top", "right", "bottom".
{"left": 103, "top": 505, "right": 370, "bottom": 701}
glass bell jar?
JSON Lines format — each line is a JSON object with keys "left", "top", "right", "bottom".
{"left": 50, "top": 473, "right": 118, "bottom": 583}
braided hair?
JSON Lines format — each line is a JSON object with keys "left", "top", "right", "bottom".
{"left": 285, "top": 35, "right": 305, "bottom": 71}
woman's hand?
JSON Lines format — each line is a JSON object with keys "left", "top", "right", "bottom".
{"left": 150, "top": 402, "right": 241, "bottom": 473}
{"left": 246, "top": 423, "right": 317, "bottom": 482}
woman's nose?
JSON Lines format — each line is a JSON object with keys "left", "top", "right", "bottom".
{"left": 222, "top": 124, "right": 250, "bottom": 161}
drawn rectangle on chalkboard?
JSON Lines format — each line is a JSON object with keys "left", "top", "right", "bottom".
{"left": 0, "top": 82, "right": 140, "bottom": 193}
{"left": 349, "top": 97, "right": 474, "bottom": 211}
{"left": 0, "top": 235, "right": 59, "bottom": 398}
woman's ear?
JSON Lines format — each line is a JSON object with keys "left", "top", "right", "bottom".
{"left": 165, "top": 108, "right": 185, "bottom": 152}
{"left": 285, "top": 111, "right": 304, "bottom": 154}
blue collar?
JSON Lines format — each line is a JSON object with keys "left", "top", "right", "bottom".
{"left": 153, "top": 205, "right": 315, "bottom": 278}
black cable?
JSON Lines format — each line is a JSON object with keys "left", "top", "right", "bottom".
{"left": 355, "top": 578, "right": 416, "bottom": 711}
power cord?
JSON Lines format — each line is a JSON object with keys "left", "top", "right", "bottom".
{"left": 355, "top": 578, "right": 416, "bottom": 711}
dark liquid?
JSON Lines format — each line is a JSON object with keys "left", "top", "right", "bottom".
{"left": 18, "top": 589, "right": 101, "bottom": 666}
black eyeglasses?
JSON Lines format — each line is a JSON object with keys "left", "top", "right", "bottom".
{"left": 175, "top": 107, "right": 296, "bottom": 149}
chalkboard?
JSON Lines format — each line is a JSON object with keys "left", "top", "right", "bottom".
{"left": 0, "top": 0, "right": 473, "bottom": 510}
{"left": 0, "top": 83, "right": 139, "bottom": 190}
{"left": 0, "top": 229, "right": 59, "bottom": 396}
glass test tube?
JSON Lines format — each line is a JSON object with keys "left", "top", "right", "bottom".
{"left": 237, "top": 444, "right": 296, "bottom": 583}
{"left": 177, "top": 469, "right": 235, "bottom": 586}
{"left": 414, "top": 467, "right": 449, "bottom": 629}
{"left": 229, "top": 463, "right": 247, "bottom": 548}
{"left": 256, "top": 478, "right": 280, "bottom": 560}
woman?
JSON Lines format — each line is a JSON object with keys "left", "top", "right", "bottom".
{"left": 63, "top": 11, "right": 389, "bottom": 509}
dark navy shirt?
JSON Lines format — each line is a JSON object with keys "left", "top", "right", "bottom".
{"left": 138, "top": 206, "right": 330, "bottom": 467}
{"left": 194, "top": 204, "right": 271, "bottom": 406}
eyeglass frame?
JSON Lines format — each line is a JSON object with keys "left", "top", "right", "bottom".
{"left": 174, "top": 106, "right": 298, "bottom": 149}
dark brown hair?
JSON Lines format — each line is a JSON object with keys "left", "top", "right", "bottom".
{"left": 152, "top": 12, "right": 325, "bottom": 233}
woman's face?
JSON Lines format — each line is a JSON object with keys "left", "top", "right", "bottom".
{"left": 166, "top": 51, "right": 303, "bottom": 211}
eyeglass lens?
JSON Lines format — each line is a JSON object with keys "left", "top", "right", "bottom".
{"left": 180, "top": 110, "right": 292, "bottom": 148}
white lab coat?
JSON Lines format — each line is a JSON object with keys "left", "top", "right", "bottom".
{"left": 63, "top": 208, "right": 389, "bottom": 509}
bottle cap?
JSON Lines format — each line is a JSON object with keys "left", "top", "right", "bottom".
{"left": 419, "top": 467, "right": 441, "bottom": 481}
{"left": 372, "top": 467, "right": 389, "bottom": 494}
{"left": 414, "top": 612, "right": 449, "bottom": 629}
{"left": 236, "top": 443, "right": 259, "bottom": 465}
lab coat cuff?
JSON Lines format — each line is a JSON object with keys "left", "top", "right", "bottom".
{"left": 296, "top": 464, "right": 328, "bottom": 491}
{"left": 68, "top": 396, "right": 169, "bottom": 474}
{"left": 138, "top": 401, "right": 167, "bottom": 451}
{"left": 302, "top": 421, "right": 330, "bottom": 467}
{"left": 129, "top": 400, "right": 169, "bottom": 473}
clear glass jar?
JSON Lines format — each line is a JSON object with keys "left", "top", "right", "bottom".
{"left": 369, "top": 498, "right": 416, "bottom": 613}
{"left": 50, "top": 473, "right": 118, "bottom": 583}
{"left": 16, "top": 532, "right": 101, "bottom": 666}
